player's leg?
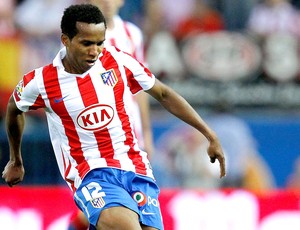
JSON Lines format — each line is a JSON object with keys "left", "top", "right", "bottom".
{"left": 96, "top": 206, "right": 141, "bottom": 230}
{"left": 74, "top": 169, "right": 142, "bottom": 229}
{"left": 141, "top": 225, "right": 159, "bottom": 230}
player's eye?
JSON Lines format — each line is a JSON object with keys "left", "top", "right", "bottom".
{"left": 97, "top": 41, "right": 104, "bottom": 46}
{"left": 82, "top": 41, "right": 93, "bottom": 46}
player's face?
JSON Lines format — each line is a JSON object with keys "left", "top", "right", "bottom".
{"left": 62, "top": 22, "right": 106, "bottom": 74}
{"left": 87, "top": 0, "right": 124, "bottom": 21}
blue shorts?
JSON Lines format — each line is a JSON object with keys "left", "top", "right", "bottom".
{"left": 74, "top": 168, "right": 163, "bottom": 230}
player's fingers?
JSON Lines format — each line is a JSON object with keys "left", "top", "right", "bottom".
{"left": 7, "top": 180, "right": 20, "bottom": 187}
{"left": 218, "top": 157, "right": 226, "bottom": 178}
{"left": 220, "top": 164, "right": 226, "bottom": 178}
{"left": 210, "top": 155, "right": 226, "bottom": 178}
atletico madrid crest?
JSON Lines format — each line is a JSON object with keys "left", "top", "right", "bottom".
{"left": 91, "top": 197, "right": 106, "bottom": 208}
{"left": 101, "top": 69, "right": 118, "bottom": 87}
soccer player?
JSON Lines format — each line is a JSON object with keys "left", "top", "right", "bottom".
{"left": 2, "top": 4, "right": 226, "bottom": 230}
{"left": 70, "top": 1, "right": 154, "bottom": 228}
{"left": 85, "top": 0, "right": 154, "bottom": 157}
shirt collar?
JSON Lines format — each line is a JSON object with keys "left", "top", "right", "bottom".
{"left": 53, "top": 47, "right": 66, "bottom": 69}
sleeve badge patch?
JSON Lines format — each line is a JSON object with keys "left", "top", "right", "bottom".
{"left": 14, "top": 80, "right": 24, "bottom": 101}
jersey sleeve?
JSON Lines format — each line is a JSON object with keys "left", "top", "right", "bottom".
{"left": 123, "top": 52, "right": 156, "bottom": 95}
{"left": 13, "top": 69, "right": 45, "bottom": 112}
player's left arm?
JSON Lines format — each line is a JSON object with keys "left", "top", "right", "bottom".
{"left": 146, "top": 79, "right": 226, "bottom": 178}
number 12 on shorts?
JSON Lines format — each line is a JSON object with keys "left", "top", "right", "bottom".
{"left": 81, "top": 182, "right": 106, "bottom": 201}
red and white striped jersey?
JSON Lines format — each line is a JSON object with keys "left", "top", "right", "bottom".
{"left": 13, "top": 46, "right": 155, "bottom": 192}
{"left": 105, "top": 15, "right": 145, "bottom": 63}
{"left": 105, "top": 15, "right": 146, "bottom": 150}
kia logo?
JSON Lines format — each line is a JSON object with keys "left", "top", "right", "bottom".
{"left": 77, "top": 104, "right": 114, "bottom": 131}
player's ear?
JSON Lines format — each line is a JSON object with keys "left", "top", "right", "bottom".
{"left": 61, "top": 34, "right": 69, "bottom": 47}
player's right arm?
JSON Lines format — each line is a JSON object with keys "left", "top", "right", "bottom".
{"left": 146, "top": 79, "right": 226, "bottom": 178}
{"left": 2, "top": 95, "right": 25, "bottom": 187}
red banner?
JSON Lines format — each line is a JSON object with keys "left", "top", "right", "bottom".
{"left": 160, "top": 189, "right": 300, "bottom": 230}
{"left": 0, "top": 186, "right": 299, "bottom": 230}
{"left": 0, "top": 186, "right": 77, "bottom": 230}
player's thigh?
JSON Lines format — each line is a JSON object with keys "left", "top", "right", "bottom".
{"left": 142, "top": 225, "right": 159, "bottom": 230}
{"left": 96, "top": 206, "right": 141, "bottom": 230}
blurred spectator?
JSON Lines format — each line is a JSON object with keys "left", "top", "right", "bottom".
{"left": 148, "top": 0, "right": 195, "bottom": 33}
{"left": 143, "top": 0, "right": 200, "bottom": 46}
{"left": 246, "top": 0, "right": 300, "bottom": 83}
{"left": 143, "top": 0, "right": 167, "bottom": 47}
{"left": 246, "top": 0, "right": 300, "bottom": 40}
{"left": 0, "top": 0, "right": 21, "bottom": 120}
{"left": 14, "top": 0, "right": 73, "bottom": 73}
{"left": 143, "top": 0, "right": 185, "bottom": 81}
{"left": 173, "top": 0, "right": 225, "bottom": 44}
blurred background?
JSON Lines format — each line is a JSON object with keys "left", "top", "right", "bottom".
{"left": 1, "top": 0, "right": 300, "bottom": 229}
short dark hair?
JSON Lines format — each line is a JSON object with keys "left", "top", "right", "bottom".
{"left": 61, "top": 4, "right": 106, "bottom": 40}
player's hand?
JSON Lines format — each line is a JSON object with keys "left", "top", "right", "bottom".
{"left": 207, "top": 139, "right": 226, "bottom": 178}
{"left": 2, "top": 161, "right": 25, "bottom": 187}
